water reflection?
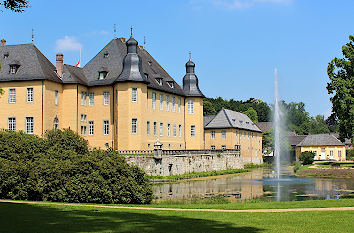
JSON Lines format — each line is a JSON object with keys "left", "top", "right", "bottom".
{"left": 153, "top": 168, "right": 354, "bottom": 202}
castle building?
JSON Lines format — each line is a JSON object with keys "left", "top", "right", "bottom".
{"left": 0, "top": 36, "right": 204, "bottom": 150}
{"left": 204, "top": 108, "right": 263, "bottom": 163}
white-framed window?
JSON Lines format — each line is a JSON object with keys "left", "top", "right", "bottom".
{"left": 188, "top": 99, "right": 194, "bottom": 114}
{"left": 338, "top": 150, "right": 342, "bottom": 157}
{"left": 26, "top": 87, "right": 33, "bottom": 103}
{"left": 173, "top": 124, "right": 176, "bottom": 137}
{"left": 160, "top": 94, "right": 164, "bottom": 110}
{"left": 8, "top": 117, "right": 16, "bottom": 131}
{"left": 172, "top": 97, "right": 176, "bottom": 112}
{"left": 330, "top": 150, "right": 334, "bottom": 158}
{"left": 178, "top": 98, "right": 181, "bottom": 113}
{"left": 178, "top": 125, "right": 182, "bottom": 137}
{"left": 54, "top": 90, "right": 58, "bottom": 105}
{"left": 221, "top": 130, "right": 226, "bottom": 139}
{"left": 80, "top": 114, "right": 87, "bottom": 122}
{"left": 167, "top": 81, "right": 174, "bottom": 89}
{"left": 81, "top": 91, "right": 87, "bottom": 106}
{"left": 153, "top": 122, "right": 157, "bottom": 136}
{"left": 166, "top": 96, "right": 170, "bottom": 111}
{"left": 211, "top": 131, "right": 216, "bottom": 139}
{"left": 53, "top": 117, "right": 59, "bottom": 130}
{"left": 25, "top": 117, "right": 34, "bottom": 134}
{"left": 222, "top": 145, "right": 226, "bottom": 150}
{"left": 147, "top": 121, "right": 150, "bottom": 136}
{"left": 160, "top": 123, "right": 163, "bottom": 136}
{"left": 155, "top": 78, "right": 162, "bottom": 85}
{"left": 89, "top": 92, "right": 94, "bottom": 106}
{"left": 131, "top": 118, "right": 137, "bottom": 134}
{"left": 211, "top": 145, "right": 215, "bottom": 150}
{"left": 89, "top": 121, "right": 94, "bottom": 136}
{"left": 191, "top": 125, "right": 196, "bottom": 138}
{"left": 103, "top": 91, "right": 110, "bottom": 105}
{"left": 104, "top": 120, "right": 109, "bottom": 135}
{"left": 152, "top": 92, "right": 156, "bottom": 109}
{"left": 167, "top": 124, "right": 171, "bottom": 137}
{"left": 81, "top": 126, "right": 87, "bottom": 136}
{"left": 9, "top": 88, "right": 16, "bottom": 104}
{"left": 131, "top": 87, "right": 138, "bottom": 102}
{"left": 99, "top": 71, "right": 107, "bottom": 80}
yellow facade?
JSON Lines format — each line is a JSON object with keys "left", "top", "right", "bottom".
{"left": 204, "top": 128, "right": 262, "bottom": 160}
{"left": 296, "top": 146, "right": 346, "bottom": 161}
{"left": 0, "top": 81, "right": 203, "bottom": 150}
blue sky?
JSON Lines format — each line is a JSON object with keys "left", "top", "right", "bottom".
{"left": 1, "top": 0, "right": 353, "bottom": 117}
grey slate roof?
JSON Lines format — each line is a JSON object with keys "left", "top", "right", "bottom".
{"left": 330, "top": 133, "right": 352, "bottom": 146}
{"left": 203, "top": 115, "right": 216, "bottom": 127}
{"left": 296, "top": 134, "right": 345, "bottom": 147}
{"left": 255, "top": 122, "right": 273, "bottom": 133}
{"left": 205, "top": 108, "right": 262, "bottom": 132}
{"left": 288, "top": 135, "right": 307, "bottom": 146}
{"left": 1, "top": 38, "right": 202, "bottom": 98}
{"left": 0, "top": 44, "right": 62, "bottom": 83}
{"left": 182, "top": 59, "right": 205, "bottom": 97}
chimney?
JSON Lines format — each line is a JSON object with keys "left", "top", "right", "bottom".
{"left": 56, "top": 53, "right": 64, "bottom": 78}
{"left": 119, "top": 37, "right": 126, "bottom": 43}
{"left": 1, "top": 38, "right": 6, "bottom": 47}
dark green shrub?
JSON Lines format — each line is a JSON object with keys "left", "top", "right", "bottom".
{"left": 299, "top": 151, "right": 315, "bottom": 165}
{"left": 0, "top": 130, "right": 153, "bottom": 204}
{"left": 346, "top": 149, "right": 354, "bottom": 160}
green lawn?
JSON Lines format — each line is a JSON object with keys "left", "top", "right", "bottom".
{"left": 0, "top": 201, "right": 353, "bottom": 233}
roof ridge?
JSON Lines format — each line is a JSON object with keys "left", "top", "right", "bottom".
{"left": 223, "top": 108, "right": 233, "bottom": 128}
{"left": 33, "top": 45, "right": 62, "bottom": 83}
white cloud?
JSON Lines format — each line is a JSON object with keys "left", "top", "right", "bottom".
{"left": 55, "top": 36, "right": 82, "bottom": 52}
{"left": 210, "top": 0, "right": 292, "bottom": 10}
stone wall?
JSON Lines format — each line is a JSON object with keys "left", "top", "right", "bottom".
{"left": 126, "top": 150, "right": 246, "bottom": 176}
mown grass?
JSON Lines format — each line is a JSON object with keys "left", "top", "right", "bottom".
{"left": 1, "top": 201, "right": 353, "bottom": 233}
{"left": 148, "top": 168, "right": 250, "bottom": 180}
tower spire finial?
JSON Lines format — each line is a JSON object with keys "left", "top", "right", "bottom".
{"left": 144, "top": 36, "right": 146, "bottom": 48}
{"left": 113, "top": 24, "right": 117, "bottom": 39}
{"left": 130, "top": 26, "right": 133, "bottom": 37}
{"left": 31, "top": 28, "right": 34, "bottom": 44}
{"left": 189, "top": 51, "right": 191, "bottom": 61}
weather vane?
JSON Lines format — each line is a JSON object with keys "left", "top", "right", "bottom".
{"left": 189, "top": 51, "right": 191, "bottom": 60}
{"left": 130, "top": 26, "right": 133, "bottom": 37}
{"left": 113, "top": 24, "right": 117, "bottom": 39}
{"left": 31, "top": 29, "right": 34, "bottom": 44}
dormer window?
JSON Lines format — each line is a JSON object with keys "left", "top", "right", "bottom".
{"left": 167, "top": 81, "right": 174, "bottom": 88}
{"left": 155, "top": 78, "right": 163, "bottom": 86}
{"left": 9, "top": 60, "right": 20, "bottom": 74}
{"left": 10, "top": 65, "right": 18, "bottom": 74}
{"left": 99, "top": 71, "right": 107, "bottom": 80}
{"left": 148, "top": 61, "right": 152, "bottom": 66}
{"left": 3, "top": 52, "right": 9, "bottom": 59}
{"left": 103, "top": 51, "right": 109, "bottom": 58}
{"left": 144, "top": 73, "right": 148, "bottom": 79}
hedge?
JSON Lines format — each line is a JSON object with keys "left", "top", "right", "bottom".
{"left": 0, "top": 129, "right": 153, "bottom": 204}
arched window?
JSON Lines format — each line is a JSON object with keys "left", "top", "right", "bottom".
{"left": 53, "top": 117, "right": 59, "bottom": 130}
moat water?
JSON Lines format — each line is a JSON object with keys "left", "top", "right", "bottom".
{"left": 153, "top": 168, "right": 354, "bottom": 202}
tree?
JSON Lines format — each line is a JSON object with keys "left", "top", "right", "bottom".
{"left": 327, "top": 35, "right": 354, "bottom": 143}
{"left": 243, "top": 107, "right": 258, "bottom": 123}
{"left": 1, "top": 0, "right": 29, "bottom": 12}
{"left": 203, "top": 100, "right": 217, "bottom": 116}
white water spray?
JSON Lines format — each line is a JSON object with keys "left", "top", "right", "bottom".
{"left": 274, "top": 68, "right": 281, "bottom": 179}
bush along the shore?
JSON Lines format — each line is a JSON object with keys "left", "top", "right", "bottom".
{"left": 0, "top": 129, "right": 153, "bottom": 204}
{"left": 299, "top": 151, "right": 315, "bottom": 165}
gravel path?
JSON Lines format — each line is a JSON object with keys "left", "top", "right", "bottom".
{"left": 1, "top": 199, "right": 353, "bottom": 213}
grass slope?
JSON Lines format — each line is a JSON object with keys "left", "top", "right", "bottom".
{"left": 1, "top": 202, "right": 353, "bottom": 233}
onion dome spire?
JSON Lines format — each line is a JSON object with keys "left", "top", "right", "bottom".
{"left": 182, "top": 52, "right": 204, "bottom": 97}
{"left": 115, "top": 28, "right": 149, "bottom": 83}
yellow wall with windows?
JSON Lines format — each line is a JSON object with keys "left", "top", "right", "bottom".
{"left": 0, "top": 81, "right": 43, "bottom": 136}
{"left": 204, "top": 128, "right": 262, "bottom": 160}
{"left": 296, "top": 146, "right": 346, "bottom": 161}
{"left": 185, "top": 97, "right": 204, "bottom": 149}
{"left": 1, "top": 81, "right": 206, "bottom": 151}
